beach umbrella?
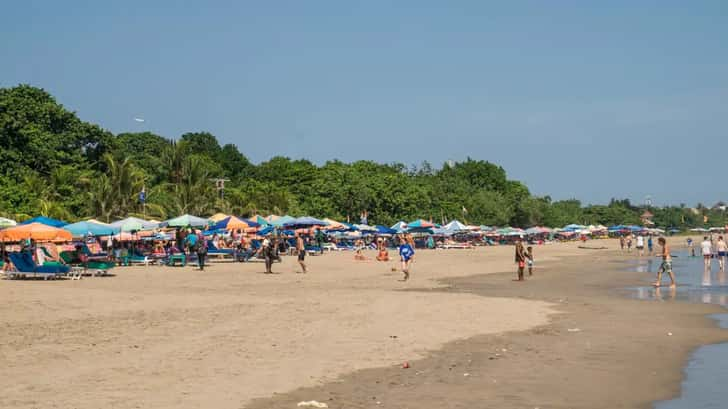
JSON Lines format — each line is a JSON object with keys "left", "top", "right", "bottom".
{"left": 63, "top": 221, "right": 120, "bottom": 237}
{"left": 19, "top": 216, "right": 67, "bottom": 228}
{"left": 407, "top": 219, "right": 435, "bottom": 229}
{"left": 391, "top": 221, "right": 408, "bottom": 233}
{"left": 323, "top": 218, "right": 346, "bottom": 230}
{"left": 284, "top": 216, "right": 328, "bottom": 228}
{"left": 269, "top": 215, "right": 295, "bottom": 227}
{"left": 211, "top": 216, "right": 252, "bottom": 231}
{"left": 208, "top": 213, "right": 229, "bottom": 223}
{"left": 0, "top": 217, "right": 17, "bottom": 228}
{"left": 375, "top": 225, "right": 397, "bottom": 235}
{"left": 0, "top": 223, "right": 73, "bottom": 242}
{"left": 444, "top": 220, "right": 468, "bottom": 232}
{"left": 161, "top": 214, "right": 209, "bottom": 228}
{"left": 354, "top": 224, "right": 377, "bottom": 232}
{"left": 110, "top": 217, "right": 159, "bottom": 232}
{"left": 248, "top": 215, "right": 269, "bottom": 226}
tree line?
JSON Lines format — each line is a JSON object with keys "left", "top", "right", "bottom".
{"left": 0, "top": 84, "right": 723, "bottom": 228}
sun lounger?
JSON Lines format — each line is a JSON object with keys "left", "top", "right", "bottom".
{"left": 206, "top": 241, "right": 235, "bottom": 258}
{"left": 321, "top": 243, "right": 340, "bottom": 252}
{"left": 6, "top": 252, "right": 68, "bottom": 280}
{"left": 59, "top": 251, "right": 115, "bottom": 276}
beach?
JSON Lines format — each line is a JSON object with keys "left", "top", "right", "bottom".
{"left": 2, "top": 239, "right": 726, "bottom": 408}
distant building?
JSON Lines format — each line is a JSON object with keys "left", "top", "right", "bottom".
{"left": 641, "top": 210, "right": 654, "bottom": 226}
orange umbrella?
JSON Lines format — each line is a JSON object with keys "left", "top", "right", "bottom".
{"left": 209, "top": 213, "right": 229, "bottom": 222}
{"left": 0, "top": 222, "right": 73, "bottom": 242}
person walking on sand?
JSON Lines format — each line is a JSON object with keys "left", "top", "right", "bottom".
{"left": 626, "top": 234, "right": 633, "bottom": 252}
{"left": 398, "top": 235, "right": 415, "bottom": 281}
{"left": 262, "top": 237, "right": 274, "bottom": 274}
{"left": 619, "top": 235, "right": 625, "bottom": 251}
{"left": 701, "top": 236, "right": 713, "bottom": 270}
{"left": 296, "top": 234, "right": 307, "bottom": 273}
{"left": 716, "top": 236, "right": 727, "bottom": 272}
{"left": 514, "top": 239, "right": 527, "bottom": 281}
{"left": 654, "top": 237, "right": 676, "bottom": 288}
{"left": 636, "top": 235, "right": 645, "bottom": 256}
{"left": 526, "top": 245, "right": 535, "bottom": 276}
{"left": 195, "top": 236, "right": 207, "bottom": 271}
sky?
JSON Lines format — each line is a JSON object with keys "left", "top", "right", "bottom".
{"left": 2, "top": 1, "right": 727, "bottom": 206}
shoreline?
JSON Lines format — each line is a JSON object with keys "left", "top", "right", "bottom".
{"left": 247, "top": 246, "right": 728, "bottom": 409}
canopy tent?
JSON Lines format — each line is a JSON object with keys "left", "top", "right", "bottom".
{"left": 110, "top": 217, "right": 159, "bottom": 232}
{"left": 0, "top": 223, "right": 73, "bottom": 242}
{"left": 19, "top": 216, "right": 67, "bottom": 228}
{"left": 208, "top": 213, "right": 229, "bottom": 223}
{"left": 63, "top": 221, "right": 119, "bottom": 237}
{"left": 210, "top": 216, "right": 252, "bottom": 231}
{"left": 0, "top": 217, "right": 17, "bottom": 228}
{"left": 161, "top": 214, "right": 209, "bottom": 228}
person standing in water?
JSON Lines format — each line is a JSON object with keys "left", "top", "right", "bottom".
{"left": 647, "top": 235, "right": 654, "bottom": 256}
{"left": 398, "top": 235, "right": 415, "bottom": 281}
{"left": 687, "top": 237, "right": 695, "bottom": 257}
{"left": 701, "top": 236, "right": 713, "bottom": 270}
{"left": 514, "top": 239, "right": 527, "bottom": 281}
{"left": 636, "top": 235, "right": 645, "bottom": 256}
{"left": 716, "top": 236, "right": 727, "bottom": 272}
{"left": 296, "top": 234, "right": 307, "bottom": 273}
{"left": 654, "top": 237, "right": 676, "bottom": 288}
{"left": 619, "top": 235, "right": 625, "bottom": 251}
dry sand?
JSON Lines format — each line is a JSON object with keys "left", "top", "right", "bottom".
{"left": 1, "top": 243, "right": 578, "bottom": 408}
{"left": 2, "top": 240, "right": 725, "bottom": 408}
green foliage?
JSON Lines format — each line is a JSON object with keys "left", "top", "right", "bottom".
{"left": 0, "top": 84, "right": 717, "bottom": 228}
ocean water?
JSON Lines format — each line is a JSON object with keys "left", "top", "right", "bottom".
{"left": 626, "top": 251, "right": 728, "bottom": 409}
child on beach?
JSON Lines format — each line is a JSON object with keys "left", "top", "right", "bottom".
{"left": 398, "top": 235, "right": 415, "bottom": 281}
{"left": 526, "top": 246, "right": 534, "bottom": 276}
{"left": 654, "top": 237, "right": 676, "bottom": 288}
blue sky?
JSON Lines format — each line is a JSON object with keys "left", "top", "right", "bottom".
{"left": 3, "top": 1, "right": 727, "bottom": 206}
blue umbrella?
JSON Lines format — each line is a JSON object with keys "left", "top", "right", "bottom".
{"left": 63, "top": 221, "right": 119, "bottom": 237}
{"left": 20, "top": 216, "right": 67, "bottom": 228}
{"left": 376, "top": 225, "right": 397, "bottom": 235}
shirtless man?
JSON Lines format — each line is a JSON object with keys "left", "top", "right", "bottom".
{"left": 716, "top": 236, "right": 727, "bottom": 271}
{"left": 296, "top": 234, "right": 307, "bottom": 273}
{"left": 654, "top": 237, "right": 676, "bottom": 288}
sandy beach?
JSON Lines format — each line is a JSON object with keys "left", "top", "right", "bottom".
{"left": 2, "top": 240, "right": 726, "bottom": 408}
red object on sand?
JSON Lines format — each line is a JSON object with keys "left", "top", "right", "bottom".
{"left": 402, "top": 362, "right": 410, "bottom": 369}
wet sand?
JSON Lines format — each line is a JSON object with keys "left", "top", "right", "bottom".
{"left": 2, "top": 240, "right": 726, "bottom": 408}
{"left": 247, "top": 241, "right": 728, "bottom": 409}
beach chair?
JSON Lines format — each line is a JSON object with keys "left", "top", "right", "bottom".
{"left": 59, "top": 251, "right": 115, "bottom": 277}
{"left": 7, "top": 252, "right": 68, "bottom": 280}
{"left": 166, "top": 253, "right": 187, "bottom": 267}
{"left": 321, "top": 243, "right": 339, "bottom": 252}
{"left": 206, "top": 241, "right": 235, "bottom": 258}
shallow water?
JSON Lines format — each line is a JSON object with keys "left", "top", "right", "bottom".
{"left": 625, "top": 251, "right": 728, "bottom": 409}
